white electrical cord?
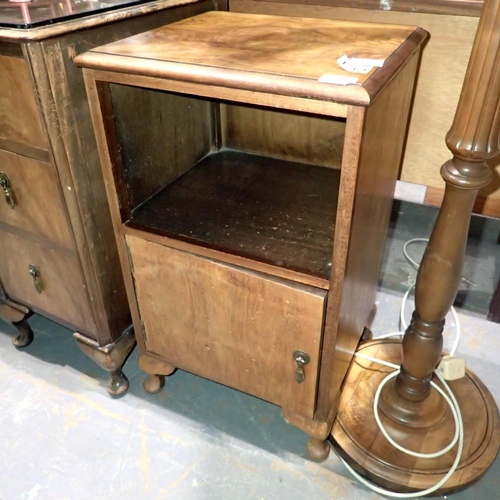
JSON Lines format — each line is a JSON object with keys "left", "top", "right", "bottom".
{"left": 373, "top": 371, "right": 459, "bottom": 459}
{"left": 338, "top": 371, "right": 464, "bottom": 498}
{"left": 335, "top": 237, "right": 465, "bottom": 497}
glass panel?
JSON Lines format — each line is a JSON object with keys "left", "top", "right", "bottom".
{"left": 0, "top": 0, "right": 149, "bottom": 28}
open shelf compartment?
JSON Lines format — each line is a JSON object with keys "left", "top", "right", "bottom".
{"left": 109, "top": 84, "right": 346, "bottom": 286}
{"left": 127, "top": 150, "right": 341, "bottom": 281}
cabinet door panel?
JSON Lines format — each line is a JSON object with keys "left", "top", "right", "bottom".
{"left": 0, "top": 231, "right": 95, "bottom": 335}
{"left": 127, "top": 235, "right": 326, "bottom": 418}
{"left": 0, "top": 150, "right": 73, "bottom": 247}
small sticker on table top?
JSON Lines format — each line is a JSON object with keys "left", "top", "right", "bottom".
{"left": 318, "top": 74, "right": 359, "bottom": 85}
{"left": 337, "top": 54, "right": 385, "bottom": 74}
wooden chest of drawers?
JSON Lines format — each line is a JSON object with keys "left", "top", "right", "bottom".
{"left": 77, "top": 11, "right": 426, "bottom": 454}
{"left": 0, "top": 0, "right": 217, "bottom": 395}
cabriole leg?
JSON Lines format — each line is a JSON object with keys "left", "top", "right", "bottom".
{"left": 0, "top": 297, "right": 33, "bottom": 348}
{"left": 74, "top": 328, "right": 136, "bottom": 397}
{"left": 11, "top": 318, "right": 34, "bottom": 348}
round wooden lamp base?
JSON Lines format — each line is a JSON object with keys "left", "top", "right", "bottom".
{"left": 330, "top": 339, "right": 500, "bottom": 495}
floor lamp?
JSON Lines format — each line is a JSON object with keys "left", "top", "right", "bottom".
{"left": 331, "top": 0, "right": 500, "bottom": 493}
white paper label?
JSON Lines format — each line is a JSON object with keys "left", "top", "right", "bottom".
{"left": 337, "top": 54, "right": 385, "bottom": 74}
{"left": 318, "top": 74, "right": 359, "bottom": 85}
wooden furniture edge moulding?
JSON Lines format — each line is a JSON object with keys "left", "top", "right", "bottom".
{"left": 331, "top": 0, "right": 500, "bottom": 494}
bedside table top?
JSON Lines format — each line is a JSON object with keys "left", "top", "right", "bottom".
{"left": 76, "top": 11, "right": 427, "bottom": 105}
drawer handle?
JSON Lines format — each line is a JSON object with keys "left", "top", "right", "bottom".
{"left": 293, "top": 350, "right": 311, "bottom": 384}
{"left": 29, "top": 264, "right": 43, "bottom": 294}
{"left": 0, "top": 172, "right": 15, "bottom": 209}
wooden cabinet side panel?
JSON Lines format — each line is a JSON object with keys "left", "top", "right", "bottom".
{"left": 316, "top": 51, "right": 421, "bottom": 421}
{"left": 110, "top": 84, "right": 214, "bottom": 210}
{"left": 127, "top": 235, "right": 325, "bottom": 418}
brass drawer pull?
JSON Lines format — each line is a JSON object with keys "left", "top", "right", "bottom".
{"left": 0, "top": 172, "right": 15, "bottom": 209}
{"left": 293, "top": 350, "right": 310, "bottom": 384}
{"left": 29, "top": 264, "right": 43, "bottom": 294}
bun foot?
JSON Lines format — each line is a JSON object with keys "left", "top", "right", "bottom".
{"left": 307, "top": 438, "right": 330, "bottom": 461}
{"left": 106, "top": 369, "right": 129, "bottom": 398}
{"left": 143, "top": 374, "right": 165, "bottom": 394}
{"left": 12, "top": 319, "right": 34, "bottom": 348}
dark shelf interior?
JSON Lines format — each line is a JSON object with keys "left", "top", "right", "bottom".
{"left": 126, "top": 150, "right": 341, "bottom": 281}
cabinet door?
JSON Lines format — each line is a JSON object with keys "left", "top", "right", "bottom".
{"left": 127, "top": 235, "right": 326, "bottom": 418}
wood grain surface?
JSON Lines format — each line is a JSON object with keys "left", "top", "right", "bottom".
{"left": 0, "top": 230, "right": 95, "bottom": 335}
{"left": 127, "top": 150, "right": 341, "bottom": 281}
{"left": 332, "top": 340, "right": 500, "bottom": 493}
{"left": 0, "top": 150, "right": 73, "bottom": 247}
{"left": 127, "top": 235, "right": 326, "bottom": 418}
{"left": 222, "top": 104, "right": 345, "bottom": 168}
{"left": 230, "top": 2, "right": 500, "bottom": 216}
{"left": 0, "top": 52, "right": 47, "bottom": 152}
{"left": 124, "top": 224, "right": 330, "bottom": 289}
{"left": 80, "top": 9, "right": 425, "bottom": 443}
{"left": 84, "top": 67, "right": 349, "bottom": 117}
{"left": 19, "top": 0, "right": 214, "bottom": 344}
{"left": 317, "top": 50, "right": 420, "bottom": 421}
{"left": 333, "top": 0, "right": 500, "bottom": 490}
{"left": 87, "top": 11, "right": 414, "bottom": 82}
{"left": 76, "top": 11, "right": 426, "bottom": 105}
{"left": 425, "top": 185, "right": 500, "bottom": 215}
{"left": 110, "top": 83, "right": 213, "bottom": 210}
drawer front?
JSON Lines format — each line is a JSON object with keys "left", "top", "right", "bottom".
{"left": 0, "top": 230, "right": 95, "bottom": 334}
{"left": 0, "top": 150, "right": 73, "bottom": 247}
{"left": 0, "top": 53, "right": 47, "bottom": 151}
{"left": 127, "top": 235, "right": 326, "bottom": 418}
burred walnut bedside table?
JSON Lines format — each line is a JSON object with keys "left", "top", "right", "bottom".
{"left": 76, "top": 11, "right": 426, "bottom": 459}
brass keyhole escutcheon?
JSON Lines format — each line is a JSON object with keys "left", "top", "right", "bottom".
{"left": 29, "top": 264, "right": 43, "bottom": 294}
{"left": 0, "top": 172, "right": 15, "bottom": 209}
{"left": 293, "top": 350, "right": 311, "bottom": 384}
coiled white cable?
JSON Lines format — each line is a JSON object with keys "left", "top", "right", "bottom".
{"left": 335, "top": 237, "right": 465, "bottom": 497}
{"left": 338, "top": 370, "right": 464, "bottom": 498}
{"left": 373, "top": 371, "right": 459, "bottom": 459}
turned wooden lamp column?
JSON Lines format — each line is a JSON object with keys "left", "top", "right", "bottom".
{"left": 380, "top": 0, "right": 499, "bottom": 425}
{"left": 332, "top": 0, "right": 500, "bottom": 493}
